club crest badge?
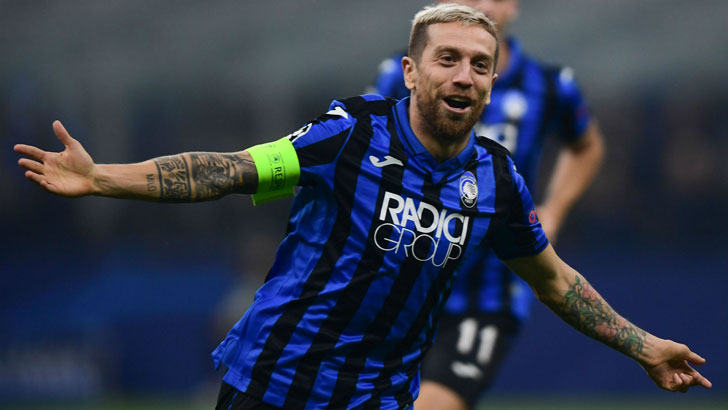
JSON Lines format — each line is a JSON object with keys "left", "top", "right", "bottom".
{"left": 459, "top": 171, "right": 478, "bottom": 208}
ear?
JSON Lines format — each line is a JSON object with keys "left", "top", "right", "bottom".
{"left": 402, "top": 56, "right": 417, "bottom": 90}
{"left": 484, "top": 73, "right": 498, "bottom": 105}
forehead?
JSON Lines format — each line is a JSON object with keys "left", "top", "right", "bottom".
{"left": 424, "top": 22, "right": 497, "bottom": 58}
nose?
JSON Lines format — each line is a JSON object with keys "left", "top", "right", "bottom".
{"left": 452, "top": 62, "right": 474, "bottom": 88}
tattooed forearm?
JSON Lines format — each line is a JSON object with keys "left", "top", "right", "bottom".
{"left": 154, "top": 155, "right": 192, "bottom": 201}
{"left": 189, "top": 152, "right": 257, "bottom": 199}
{"left": 560, "top": 275, "right": 647, "bottom": 360}
{"left": 151, "top": 152, "right": 257, "bottom": 202}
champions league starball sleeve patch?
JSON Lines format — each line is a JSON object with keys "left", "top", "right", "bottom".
{"left": 528, "top": 209, "right": 538, "bottom": 224}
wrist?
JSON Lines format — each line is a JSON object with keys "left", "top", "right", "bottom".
{"left": 90, "top": 164, "right": 110, "bottom": 196}
{"left": 635, "top": 333, "right": 665, "bottom": 368}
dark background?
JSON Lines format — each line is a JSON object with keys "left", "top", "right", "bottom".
{"left": 1, "top": 0, "right": 726, "bottom": 406}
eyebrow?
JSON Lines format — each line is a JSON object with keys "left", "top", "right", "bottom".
{"left": 434, "top": 46, "right": 494, "bottom": 66}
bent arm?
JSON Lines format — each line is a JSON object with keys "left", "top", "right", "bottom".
{"left": 503, "top": 246, "right": 711, "bottom": 392}
{"left": 15, "top": 120, "right": 258, "bottom": 202}
{"left": 538, "top": 122, "right": 604, "bottom": 240}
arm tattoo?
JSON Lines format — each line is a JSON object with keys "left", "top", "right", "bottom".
{"left": 153, "top": 152, "right": 256, "bottom": 202}
{"left": 189, "top": 152, "right": 257, "bottom": 200}
{"left": 560, "top": 275, "right": 647, "bottom": 360}
{"left": 154, "top": 156, "right": 191, "bottom": 202}
{"left": 146, "top": 174, "right": 157, "bottom": 192}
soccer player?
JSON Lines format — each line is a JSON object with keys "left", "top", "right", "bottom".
{"left": 15, "top": 4, "right": 709, "bottom": 410}
{"left": 371, "top": 1, "right": 605, "bottom": 408}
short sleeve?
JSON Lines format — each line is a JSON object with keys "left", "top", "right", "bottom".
{"left": 370, "top": 53, "right": 410, "bottom": 100}
{"left": 552, "top": 66, "right": 591, "bottom": 143}
{"left": 287, "top": 100, "right": 356, "bottom": 189}
{"left": 490, "top": 158, "right": 549, "bottom": 260}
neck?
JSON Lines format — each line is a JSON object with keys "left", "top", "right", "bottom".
{"left": 408, "top": 99, "right": 470, "bottom": 163}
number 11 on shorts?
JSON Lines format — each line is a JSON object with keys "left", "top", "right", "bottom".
{"left": 456, "top": 318, "right": 498, "bottom": 365}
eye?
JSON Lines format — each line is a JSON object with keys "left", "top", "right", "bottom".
{"left": 473, "top": 61, "right": 490, "bottom": 74}
{"left": 439, "top": 54, "right": 455, "bottom": 65}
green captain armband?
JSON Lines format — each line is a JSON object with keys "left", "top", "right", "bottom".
{"left": 246, "top": 137, "right": 300, "bottom": 205}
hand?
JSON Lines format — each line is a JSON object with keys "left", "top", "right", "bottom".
{"left": 641, "top": 340, "right": 712, "bottom": 393}
{"left": 14, "top": 120, "right": 97, "bottom": 197}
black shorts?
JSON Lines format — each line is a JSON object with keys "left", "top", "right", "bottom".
{"left": 215, "top": 381, "right": 414, "bottom": 410}
{"left": 215, "top": 382, "right": 282, "bottom": 410}
{"left": 420, "top": 312, "right": 520, "bottom": 408}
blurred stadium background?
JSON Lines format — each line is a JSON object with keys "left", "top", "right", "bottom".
{"left": 1, "top": 0, "right": 726, "bottom": 408}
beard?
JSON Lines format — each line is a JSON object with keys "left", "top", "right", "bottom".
{"left": 414, "top": 91, "right": 484, "bottom": 143}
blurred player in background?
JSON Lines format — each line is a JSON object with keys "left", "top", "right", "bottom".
{"left": 16, "top": 4, "right": 709, "bottom": 410}
{"left": 371, "top": 1, "right": 605, "bottom": 409}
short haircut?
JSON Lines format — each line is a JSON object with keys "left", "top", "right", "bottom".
{"left": 408, "top": 3, "right": 499, "bottom": 67}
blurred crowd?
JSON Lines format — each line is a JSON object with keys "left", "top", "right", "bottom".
{"left": 1, "top": 0, "right": 726, "bottom": 404}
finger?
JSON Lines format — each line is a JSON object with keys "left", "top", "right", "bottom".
{"left": 53, "top": 120, "right": 76, "bottom": 148}
{"left": 14, "top": 144, "right": 47, "bottom": 161}
{"left": 24, "top": 170, "right": 46, "bottom": 186}
{"left": 672, "top": 373, "right": 682, "bottom": 388}
{"left": 686, "top": 351, "right": 706, "bottom": 365}
{"left": 25, "top": 171, "right": 59, "bottom": 193}
{"left": 690, "top": 371, "right": 713, "bottom": 389}
{"left": 679, "top": 372, "right": 692, "bottom": 385}
{"left": 18, "top": 158, "right": 45, "bottom": 175}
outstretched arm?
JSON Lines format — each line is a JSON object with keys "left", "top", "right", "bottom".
{"left": 15, "top": 121, "right": 258, "bottom": 202}
{"left": 503, "top": 246, "right": 712, "bottom": 393}
{"left": 537, "top": 122, "right": 604, "bottom": 242}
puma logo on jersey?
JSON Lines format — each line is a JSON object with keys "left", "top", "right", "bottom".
{"left": 369, "top": 155, "right": 403, "bottom": 168}
{"left": 451, "top": 361, "right": 483, "bottom": 380}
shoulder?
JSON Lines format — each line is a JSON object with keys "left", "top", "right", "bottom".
{"left": 518, "top": 48, "right": 580, "bottom": 86}
{"left": 333, "top": 94, "right": 398, "bottom": 118}
{"left": 474, "top": 135, "right": 513, "bottom": 158}
{"left": 473, "top": 136, "right": 518, "bottom": 188}
{"left": 530, "top": 58, "right": 583, "bottom": 96}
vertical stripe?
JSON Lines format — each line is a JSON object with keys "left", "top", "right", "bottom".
{"left": 282, "top": 105, "right": 403, "bottom": 409}
{"left": 496, "top": 66, "right": 527, "bottom": 313}
{"left": 538, "top": 67, "right": 558, "bottom": 147}
{"left": 227, "top": 391, "right": 238, "bottom": 410}
{"left": 483, "top": 143, "right": 515, "bottom": 249}
{"left": 345, "top": 172, "right": 479, "bottom": 409}
{"left": 246, "top": 97, "right": 375, "bottom": 402}
{"left": 328, "top": 171, "right": 440, "bottom": 409}
{"left": 390, "top": 162, "right": 481, "bottom": 409}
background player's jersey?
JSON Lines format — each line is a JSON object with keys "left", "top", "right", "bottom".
{"left": 212, "top": 95, "right": 548, "bottom": 410}
{"left": 372, "top": 37, "right": 590, "bottom": 321}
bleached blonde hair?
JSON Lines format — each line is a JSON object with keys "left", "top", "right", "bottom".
{"left": 408, "top": 3, "right": 499, "bottom": 66}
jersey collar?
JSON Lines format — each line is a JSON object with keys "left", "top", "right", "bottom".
{"left": 394, "top": 97, "right": 475, "bottom": 179}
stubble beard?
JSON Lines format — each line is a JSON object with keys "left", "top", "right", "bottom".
{"left": 415, "top": 92, "right": 483, "bottom": 144}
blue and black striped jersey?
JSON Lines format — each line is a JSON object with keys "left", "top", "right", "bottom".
{"left": 212, "top": 95, "right": 548, "bottom": 409}
{"left": 372, "top": 37, "right": 591, "bottom": 321}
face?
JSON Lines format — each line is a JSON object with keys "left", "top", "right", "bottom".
{"left": 403, "top": 22, "right": 498, "bottom": 143}
{"left": 441, "top": 0, "right": 519, "bottom": 34}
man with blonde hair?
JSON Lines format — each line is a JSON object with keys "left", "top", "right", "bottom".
{"left": 372, "top": 2, "right": 605, "bottom": 408}
{"left": 16, "top": 4, "right": 708, "bottom": 409}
